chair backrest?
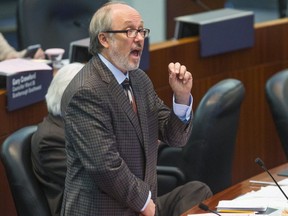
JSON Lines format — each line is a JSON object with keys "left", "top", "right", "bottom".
{"left": 0, "top": 125, "right": 51, "bottom": 216}
{"left": 157, "top": 165, "right": 186, "bottom": 196}
{"left": 16, "top": 0, "right": 108, "bottom": 58}
{"left": 265, "top": 69, "right": 288, "bottom": 159}
{"left": 158, "top": 79, "right": 245, "bottom": 194}
{"left": 182, "top": 79, "right": 245, "bottom": 194}
{"left": 225, "top": 0, "right": 284, "bottom": 21}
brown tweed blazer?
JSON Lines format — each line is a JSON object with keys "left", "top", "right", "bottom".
{"left": 60, "top": 55, "right": 192, "bottom": 216}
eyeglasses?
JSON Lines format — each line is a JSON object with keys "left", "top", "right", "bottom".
{"left": 103, "top": 28, "right": 150, "bottom": 38}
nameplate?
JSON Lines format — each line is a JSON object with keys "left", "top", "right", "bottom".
{"left": 0, "top": 59, "right": 53, "bottom": 111}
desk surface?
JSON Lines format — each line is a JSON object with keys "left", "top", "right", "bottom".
{"left": 181, "top": 163, "right": 288, "bottom": 215}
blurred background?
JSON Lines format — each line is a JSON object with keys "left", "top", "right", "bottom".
{"left": 0, "top": 0, "right": 286, "bottom": 51}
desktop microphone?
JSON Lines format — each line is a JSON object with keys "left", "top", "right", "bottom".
{"left": 255, "top": 157, "right": 288, "bottom": 200}
{"left": 198, "top": 203, "right": 221, "bottom": 216}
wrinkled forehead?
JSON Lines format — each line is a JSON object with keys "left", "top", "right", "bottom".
{"left": 110, "top": 4, "right": 144, "bottom": 29}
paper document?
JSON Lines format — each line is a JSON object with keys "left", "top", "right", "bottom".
{"left": 216, "top": 179, "right": 288, "bottom": 215}
{"left": 0, "top": 58, "right": 51, "bottom": 75}
{"left": 188, "top": 213, "right": 255, "bottom": 216}
{"left": 249, "top": 180, "right": 288, "bottom": 186}
{"left": 217, "top": 200, "right": 267, "bottom": 212}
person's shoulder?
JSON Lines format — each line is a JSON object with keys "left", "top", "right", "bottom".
{"left": 132, "top": 69, "right": 153, "bottom": 86}
{"left": 35, "top": 115, "right": 63, "bottom": 134}
{"left": 65, "top": 60, "right": 99, "bottom": 92}
{"left": 131, "top": 68, "right": 149, "bottom": 80}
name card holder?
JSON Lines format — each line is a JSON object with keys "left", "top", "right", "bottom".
{"left": 174, "top": 8, "right": 255, "bottom": 57}
{"left": 0, "top": 59, "right": 53, "bottom": 111}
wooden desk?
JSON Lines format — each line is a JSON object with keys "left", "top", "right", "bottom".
{"left": 181, "top": 163, "right": 288, "bottom": 215}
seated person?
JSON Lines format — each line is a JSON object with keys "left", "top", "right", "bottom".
{"left": 31, "top": 62, "right": 84, "bottom": 216}
{"left": 0, "top": 32, "right": 44, "bottom": 61}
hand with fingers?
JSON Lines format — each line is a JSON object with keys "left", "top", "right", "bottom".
{"left": 168, "top": 62, "right": 193, "bottom": 105}
{"left": 139, "top": 199, "right": 156, "bottom": 216}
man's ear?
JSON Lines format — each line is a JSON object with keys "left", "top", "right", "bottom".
{"left": 98, "top": 33, "right": 109, "bottom": 48}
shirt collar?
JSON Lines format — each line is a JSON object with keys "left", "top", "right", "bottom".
{"left": 98, "top": 53, "right": 129, "bottom": 84}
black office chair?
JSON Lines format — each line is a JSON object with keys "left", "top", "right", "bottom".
{"left": 265, "top": 69, "right": 288, "bottom": 159}
{"left": 16, "top": 0, "right": 108, "bottom": 58}
{"left": 157, "top": 79, "right": 245, "bottom": 195}
{"left": 225, "top": 0, "right": 287, "bottom": 22}
{"left": 0, "top": 125, "right": 51, "bottom": 216}
{"left": 156, "top": 166, "right": 186, "bottom": 196}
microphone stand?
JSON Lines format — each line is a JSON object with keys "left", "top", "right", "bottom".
{"left": 255, "top": 157, "right": 288, "bottom": 200}
{"left": 199, "top": 203, "right": 221, "bottom": 216}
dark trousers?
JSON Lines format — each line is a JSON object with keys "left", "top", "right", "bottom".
{"left": 157, "top": 181, "right": 213, "bottom": 216}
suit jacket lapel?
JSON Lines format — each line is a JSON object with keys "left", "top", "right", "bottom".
{"left": 130, "top": 71, "right": 149, "bottom": 153}
{"left": 92, "top": 56, "right": 144, "bottom": 144}
{"left": 111, "top": 80, "right": 144, "bottom": 144}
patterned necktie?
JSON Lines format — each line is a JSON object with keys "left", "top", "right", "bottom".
{"left": 122, "top": 78, "right": 137, "bottom": 113}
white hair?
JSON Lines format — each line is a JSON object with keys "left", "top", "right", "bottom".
{"left": 46, "top": 62, "right": 84, "bottom": 116}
